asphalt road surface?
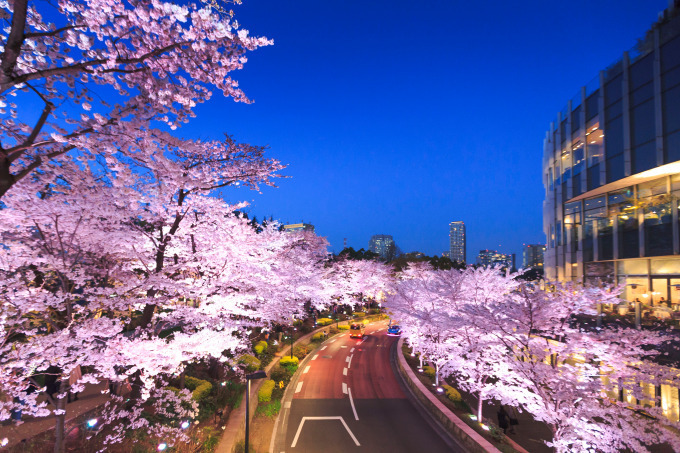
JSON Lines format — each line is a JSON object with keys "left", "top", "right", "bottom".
{"left": 272, "top": 322, "right": 465, "bottom": 453}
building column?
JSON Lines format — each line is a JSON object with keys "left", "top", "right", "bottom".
{"left": 622, "top": 51, "right": 632, "bottom": 177}
{"left": 599, "top": 71, "right": 608, "bottom": 186}
{"left": 654, "top": 28, "right": 665, "bottom": 166}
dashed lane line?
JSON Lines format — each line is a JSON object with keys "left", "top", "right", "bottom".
{"left": 347, "top": 354, "right": 353, "bottom": 369}
{"left": 348, "top": 387, "right": 359, "bottom": 421}
{"left": 320, "top": 346, "right": 327, "bottom": 351}
{"left": 342, "top": 382, "right": 348, "bottom": 394}
{"left": 295, "top": 382, "right": 303, "bottom": 393}
{"left": 311, "top": 354, "right": 318, "bottom": 360}
{"left": 343, "top": 367, "right": 347, "bottom": 376}
{"left": 350, "top": 347, "right": 355, "bottom": 353}
{"left": 303, "top": 365, "right": 310, "bottom": 374}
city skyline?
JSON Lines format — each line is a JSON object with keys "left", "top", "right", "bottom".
{"left": 207, "top": 0, "right": 669, "bottom": 262}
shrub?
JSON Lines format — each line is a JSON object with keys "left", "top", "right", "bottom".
{"left": 311, "top": 332, "right": 326, "bottom": 342}
{"left": 254, "top": 340, "right": 268, "bottom": 356}
{"left": 293, "top": 344, "right": 310, "bottom": 360}
{"left": 258, "top": 380, "right": 275, "bottom": 403}
{"left": 316, "top": 318, "right": 333, "bottom": 326}
{"left": 442, "top": 385, "right": 461, "bottom": 402}
{"left": 367, "top": 308, "right": 379, "bottom": 315}
{"left": 185, "top": 376, "right": 213, "bottom": 402}
{"left": 256, "top": 399, "right": 281, "bottom": 418}
{"left": 238, "top": 354, "right": 261, "bottom": 373}
{"left": 337, "top": 324, "right": 349, "bottom": 331}
{"left": 270, "top": 366, "right": 292, "bottom": 386}
{"left": 423, "top": 366, "right": 436, "bottom": 379}
{"left": 279, "top": 356, "right": 299, "bottom": 372}
{"left": 353, "top": 312, "right": 366, "bottom": 317}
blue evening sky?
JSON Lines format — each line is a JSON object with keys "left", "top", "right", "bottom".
{"left": 185, "top": 0, "right": 669, "bottom": 262}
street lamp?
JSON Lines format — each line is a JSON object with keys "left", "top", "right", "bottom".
{"left": 245, "top": 370, "right": 267, "bottom": 453}
{"left": 290, "top": 327, "right": 296, "bottom": 359}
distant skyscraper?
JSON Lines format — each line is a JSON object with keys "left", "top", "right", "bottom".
{"left": 369, "top": 234, "right": 396, "bottom": 260}
{"left": 283, "top": 223, "right": 315, "bottom": 233}
{"left": 476, "top": 249, "right": 512, "bottom": 269}
{"left": 523, "top": 244, "right": 546, "bottom": 270}
{"left": 449, "top": 221, "right": 466, "bottom": 264}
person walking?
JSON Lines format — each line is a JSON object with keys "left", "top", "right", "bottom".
{"left": 507, "top": 405, "right": 519, "bottom": 434}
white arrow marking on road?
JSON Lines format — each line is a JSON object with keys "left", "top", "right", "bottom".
{"left": 348, "top": 387, "right": 359, "bottom": 421}
{"left": 295, "top": 382, "right": 303, "bottom": 393}
{"left": 343, "top": 367, "right": 347, "bottom": 376}
{"left": 303, "top": 366, "right": 310, "bottom": 374}
{"left": 291, "top": 416, "right": 360, "bottom": 448}
{"left": 311, "top": 354, "right": 318, "bottom": 361}
{"left": 342, "top": 383, "right": 347, "bottom": 394}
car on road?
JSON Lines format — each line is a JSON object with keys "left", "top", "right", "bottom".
{"left": 349, "top": 323, "right": 365, "bottom": 339}
{"left": 387, "top": 324, "right": 402, "bottom": 336}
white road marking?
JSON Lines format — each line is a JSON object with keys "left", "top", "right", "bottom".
{"left": 329, "top": 339, "right": 336, "bottom": 343}
{"left": 342, "top": 383, "right": 348, "bottom": 394}
{"left": 320, "top": 346, "right": 327, "bottom": 351}
{"left": 284, "top": 401, "right": 291, "bottom": 408}
{"left": 311, "top": 354, "right": 318, "bottom": 361}
{"left": 291, "top": 416, "right": 360, "bottom": 448}
{"left": 348, "top": 387, "right": 359, "bottom": 421}
{"left": 345, "top": 356, "right": 350, "bottom": 363}
{"left": 347, "top": 354, "right": 353, "bottom": 369}
{"left": 303, "top": 366, "right": 310, "bottom": 374}
{"left": 343, "top": 367, "right": 347, "bottom": 376}
{"left": 350, "top": 347, "right": 355, "bottom": 353}
{"left": 295, "top": 382, "right": 303, "bottom": 393}
{"left": 340, "top": 345, "right": 347, "bottom": 348}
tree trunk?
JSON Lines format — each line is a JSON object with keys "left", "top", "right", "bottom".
{"left": 179, "top": 371, "right": 185, "bottom": 389}
{"left": 477, "top": 391, "right": 484, "bottom": 424}
{"left": 53, "top": 380, "right": 68, "bottom": 453}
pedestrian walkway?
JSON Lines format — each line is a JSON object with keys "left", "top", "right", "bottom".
{"left": 0, "top": 383, "right": 109, "bottom": 450}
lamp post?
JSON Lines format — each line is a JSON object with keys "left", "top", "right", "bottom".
{"left": 244, "top": 370, "right": 267, "bottom": 453}
{"left": 290, "top": 327, "right": 296, "bottom": 359}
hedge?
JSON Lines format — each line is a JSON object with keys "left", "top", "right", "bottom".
{"left": 185, "top": 376, "right": 213, "bottom": 402}
{"left": 423, "top": 366, "right": 436, "bottom": 379}
{"left": 316, "top": 318, "right": 333, "bottom": 326}
{"left": 337, "top": 325, "right": 349, "bottom": 331}
{"left": 279, "top": 356, "right": 299, "bottom": 371}
{"left": 442, "top": 385, "right": 462, "bottom": 402}
{"left": 238, "top": 354, "right": 261, "bottom": 373}
{"left": 258, "top": 380, "right": 275, "bottom": 403}
{"left": 353, "top": 312, "right": 366, "bottom": 317}
{"left": 254, "top": 340, "right": 268, "bottom": 356}
{"left": 311, "top": 332, "right": 326, "bottom": 342}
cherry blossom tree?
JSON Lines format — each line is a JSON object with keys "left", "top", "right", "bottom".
{"left": 0, "top": 0, "right": 271, "bottom": 197}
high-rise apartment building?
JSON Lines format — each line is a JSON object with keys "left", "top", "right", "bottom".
{"left": 476, "top": 249, "right": 512, "bottom": 269}
{"left": 449, "top": 221, "right": 466, "bottom": 264}
{"left": 369, "top": 234, "right": 396, "bottom": 260}
{"left": 542, "top": 2, "right": 680, "bottom": 307}
{"left": 522, "top": 244, "right": 546, "bottom": 270}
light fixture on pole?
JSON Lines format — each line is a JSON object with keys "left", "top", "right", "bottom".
{"left": 245, "top": 370, "right": 267, "bottom": 453}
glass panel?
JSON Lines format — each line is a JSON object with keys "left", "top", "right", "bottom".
{"left": 588, "top": 164, "right": 600, "bottom": 190}
{"left": 644, "top": 198, "right": 672, "bottom": 257}
{"left": 605, "top": 116, "right": 624, "bottom": 157}
{"left": 598, "top": 217, "right": 614, "bottom": 260}
{"left": 573, "top": 141, "right": 584, "bottom": 175}
{"left": 666, "top": 129, "right": 680, "bottom": 163}
{"left": 605, "top": 74, "right": 623, "bottom": 106}
{"left": 618, "top": 212, "right": 639, "bottom": 260}
{"left": 572, "top": 105, "right": 582, "bottom": 134}
{"left": 633, "top": 141, "right": 657, "bottom": 174}
{"left": 661, "top": 34, "right": 680, "bottom": 73}
{"left": 663, "top": 84, "right": 680, "bottom": 135}
{"left": 661, "top": 385, "right": 680, "bottom": 423}
{"left": 652, "top": 278, "right": 669, "bottom": 308}
{"left": 640, "top": 382, "right": 656, "bottom": 408}
{"left": 631, "top": 99, "right": 655, "bottom": 147}
{"left": 586, "top": 121, "right": 604, "bottom": 167}
{"left": 631, "top": 82, "right": 654, "bottom": 106}
{"left": 585, "top": 196, "right": 606, "bottom": 211}
{"left": 623, "top": 277, "right": 648, "bottom": 303}
{"left": 618, "top": 259, "right": 648, "bottom": 275}
{"left": 670, "top": 278, "right": 680, "bottom": 310}
{"left": 651, "top": 259, "right": 680, "bottom": 274}
{"left": 586, "top": 93, "right": 599, "bottom": 120}
{"left": 662, "top": 65, "right": 680, "bottom": 91}
{"left": 584, "top": 220, "right": 594, "bottom": 262}
{"left": 639, "top": 178, "right": 667, "bottom": 198}
{"left": 630, "top": 53, "right": 654, "bottom": 90}
{"left": 607, "top": 154, "right": 625, "bottom": 183}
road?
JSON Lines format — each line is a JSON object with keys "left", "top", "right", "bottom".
{"left": 272, "top": 321, "right": 465, "bottom": 453}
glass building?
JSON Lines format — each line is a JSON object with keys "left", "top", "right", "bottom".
{"left": 543, "top": 4, "right": 680, "bottom": 307}
{"left": 368, "top": 234, "right": 396, "bottom": 260}
{"left": 476, "top": 249, "right": 513, "bottom": 269}
{"left": 449, "top": 221, "right": 466, "bottom": 264}
{"left": 522, "top": 244, "right": 546, "bottom": 270}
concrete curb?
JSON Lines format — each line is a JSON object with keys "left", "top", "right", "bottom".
{"left": 395, "top": 337, "right": 502, "bottom": 453}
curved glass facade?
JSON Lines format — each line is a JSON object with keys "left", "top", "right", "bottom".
{"left": 543, "top": 10, "right": 680, "bottom": 305}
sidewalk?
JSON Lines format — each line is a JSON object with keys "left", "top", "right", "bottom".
{"left": 0, "top": 383, "right": 109, "bottom": 450}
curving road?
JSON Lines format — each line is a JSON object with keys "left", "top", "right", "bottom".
{"left": 271, "top": 321, "right": 465, "bottom": 453}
